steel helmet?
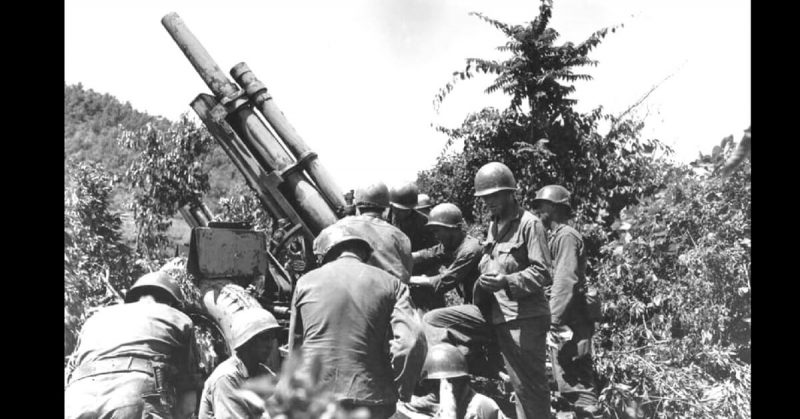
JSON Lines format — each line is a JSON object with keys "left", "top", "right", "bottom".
{"left": 426, "top": 203, "right": 464, "bottom": 229}
{"left": 389, "top": 182, "right": 419, "bottom": 210}
{"left": 313, "top": 223, "right": 374, "bottom": 263}
{"left": 422, "top": 343, "right": 468, "bottom": 380}
{"left": 473, "top": 162, "right": 517, "bottom": 197}
{"left": 354, "top": 181, "right": 391, "bottom": 208}
{"left": 416, "top": 194, "right": 434, "bottom": 210}
{"left": 125, "top": 271, "right": 184, "bottom": 307}
{"left": 532, "top": 185, "right": 572, "bottom": 210}
{"left": 230, "top": 308, "right": 280, "bottom": 350}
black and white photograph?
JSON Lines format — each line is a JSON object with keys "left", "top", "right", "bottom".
{"left": 64, "top": 1, "right": 751, "bottom": 418}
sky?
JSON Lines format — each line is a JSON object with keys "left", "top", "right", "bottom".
{"left": 65, "top": 0, "right": 750, "bottom": 191}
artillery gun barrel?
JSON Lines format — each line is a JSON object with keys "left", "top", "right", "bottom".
{"left": 231, "top": 63, "right": 346, "bottom": 211}
{"left": 162, "top": 12, "right": 338, "bottom": 235}
{"left": 161, "top": 13, "right": 239, "bottom": 100}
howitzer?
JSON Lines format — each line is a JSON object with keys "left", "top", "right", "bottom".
{"left": 162, "top": 12, "right": 346, "bottom": 363}
{"left": 163, "top": 14, "right": 428, "bottom": 405}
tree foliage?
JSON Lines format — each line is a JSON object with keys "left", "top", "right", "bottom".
{"left": 119, "top": 115, "right": 215, "bottom": 263}
{"left": 64, "top": 160, "right": 143, "bottom": 357}
{"left": 418, "top": 1, "right": 750, "bottom": 416}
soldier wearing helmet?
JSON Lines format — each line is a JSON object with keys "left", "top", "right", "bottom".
{"left": 199, "top": 308, "right": 280, "bottom": 419}
{"left": 532, "top": 185, "right": 601, "bottom": 418}
{"left": 397, "top": 344, "right": 506, "bottom": 419}
{"left": 287, "top": 223, "right": 426, "bottom": 418}
{"left": 416, "top": 194, "right": 434, "bottom": 216}
{"left": 472, "top": 161, "right": 553, "bottom": 419}
{"left": 65, "top": 271, "right": 201, "bottom": 419}
{"left": 389, "top": 181, "right": 438, "bottom": 254}
{"left": 335, "top": 180, "right": 413, "bottom": 283}
{"left": 408, "top": 203, "right": 483, "bottom": 311}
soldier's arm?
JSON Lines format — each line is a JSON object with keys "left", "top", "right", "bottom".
{"left": 176, "top": 322, "right": 203, "bottom": 393}
{"left": 287, "top": 287, "right": 303, "bottom": 350}
{"left": 212, "top": 376, "right": 258, "bottom": 419}
{"left": 398, "top": 234, "right": 414, "bottom": 283}
{"left": 390, "top": 282, "right": 427, "bottom": 401}
{"left": 412, "top": 244, "right": 446, "bottom": 273}
{"left": 505, "top": 218, "right": 552, "bottom": 299}
{"left": 429, "top": 247, "right": 481, "bottom": 296}
{"left": 550, "top": 232, "right": 581, "bottom": 326}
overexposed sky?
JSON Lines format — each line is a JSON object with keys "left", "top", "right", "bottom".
{"left": 65, "top": 0, "right": 750, "bottom": 191}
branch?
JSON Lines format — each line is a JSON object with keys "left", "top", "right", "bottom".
{"left": 610, "top": 62, "right": 686, "bottom": 132}
{"left": 612, "top": 339, "right": 670, "bottom": 354}
{"left": 100, "top": 267, "right": 124, "bottom": 303}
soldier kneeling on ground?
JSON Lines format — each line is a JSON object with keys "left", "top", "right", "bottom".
{"left": 199, "top": 308, "right": 281, "bottom": 419}
{"left": 65, "top": 271, "right": 201, "bottom": 419}
{"left": 396, "top": 343, "right": 506, "bottom": 419}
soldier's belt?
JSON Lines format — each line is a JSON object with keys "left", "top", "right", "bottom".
{"left": 68, "top": 356, "right": 161, "bottom": 384}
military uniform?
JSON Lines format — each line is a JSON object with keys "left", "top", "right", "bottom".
{"left": 478, "top": 208, "right": 552, "bottom": 419}
{"left": 547, "top": 224, "right": 598, "bottom": 410}
{"left": 65, "top": 301, "right": 199, "bottom": 419}
{"left": 198, "top": 356, "right": 264, "bottom": 419}
{"left": 335, "top": 214, "right": 413, "bottom": 283}
{"left": 288, "top": 255, "right": 422, "bottom": 418}
{"left": 411, "top": 236, "right": 482, "bottom": 311}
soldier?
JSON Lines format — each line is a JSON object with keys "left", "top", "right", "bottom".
{"left": 390, "top": 181, "right": 438, "bottom": 255}
{"left": 473, "top": 162, "right": 553, "bottom": 419}
{"left": 336, "top": 180, "right": 413, "bottom": 283}
{"left": 198, "top": 308, "right": 281, "bottom": 419}
{"left": 65, "top": 271, "right": 200, "bottom": 419}
{"left": 531, "top": 185, "right": 601, "bottom": 418}
{"left": 416, "top": 194, "right": 434, "bottom": 216}
{"left": 287, "top": 223, "right": 425, "bottom": 419}
{"left": 409, "top": 203, "right": 483, "bottom": 311}
{"left": 397, "top": 343, "right": 506, "bottom": 419}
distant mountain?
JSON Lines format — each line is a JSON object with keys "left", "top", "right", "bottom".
{"left": 64, "top": 83, "right": 244, "bottom": 212}
{"left": 64, "top": 83, "right": 170, "bottom": 176}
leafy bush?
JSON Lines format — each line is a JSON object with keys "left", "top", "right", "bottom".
{"left": 120, "top": 115, "right": 214, "bottom": 262}
{"left": 64, "top": 160, "right": 143, "bottom": 357}
{"left": 592, "top": 137, "right": 750, "bottom": 418}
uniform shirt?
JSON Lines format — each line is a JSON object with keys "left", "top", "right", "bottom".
{"left": 336, "top": 214, "right": 413, "bottom": 283}
{"left": 412, "top": 236, "right": 483, "bottom": 304}
{"left": 288, "top": 255, "right": 412, "bottom": 405}
{"left": 70, "top": 301, "right": 199, "bottom": 391}
{"left": 477, "top": 207, "right": 553, "bottom": 325}
{"left": 548, "top": 223, "right": 588, "bottom": 326}
{"left": 198, "top": 355, "right": 264, "bottom": 419}
{"left": 429, "top": 388, "right": 506, "bottom": 419}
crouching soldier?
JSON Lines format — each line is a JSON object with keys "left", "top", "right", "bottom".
{"left": 199, "top": 308, "right": 281, "bottom": 419}
{"left": 397, "top": 343, "right": 506, "bottom": 419}
{"left": 409, "top": 203, "right": 482, "bottom": 312}
{"left": 65, "top": 271, "right": 201, "bottom": 419}
{"left": 288, "top": 223, "right": 426, "bottom": 419}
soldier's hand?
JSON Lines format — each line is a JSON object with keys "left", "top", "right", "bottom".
{"left": 478, "top": 273, "right": 508, "bottom": 292}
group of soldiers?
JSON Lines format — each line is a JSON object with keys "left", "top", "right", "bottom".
{"left": 64, "top": 161, "right": 601, "bottom": 419}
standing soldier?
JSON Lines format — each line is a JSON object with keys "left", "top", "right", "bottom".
{"left": 337, "top": 180, "right": 413, "bottom": 283}
{"left": 390, "top": 181, "right": 438, "bottom": 254}
{"left": 65, "top": 271, "right": 201, "bottom": 419}
{"left": 416, "top": 194, "right": 434, "bottom": 217}
{"left": 287, "top": 223, "right": 425, "bottom": 419}
{"left": 198, "top": 308, "right": 281, "bottom": 419}
{"left": 409, "top": 203, "right": 483, "bottom": 311}
{"left": 531, "top": 185, "right": 601, "bottom": 418}
{"left": 473, "top": 162, "right": 553, "bottom": 419}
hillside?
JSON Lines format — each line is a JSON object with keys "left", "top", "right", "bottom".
{"left": 64, "top": 83, "right": 244, "bottom": 213}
